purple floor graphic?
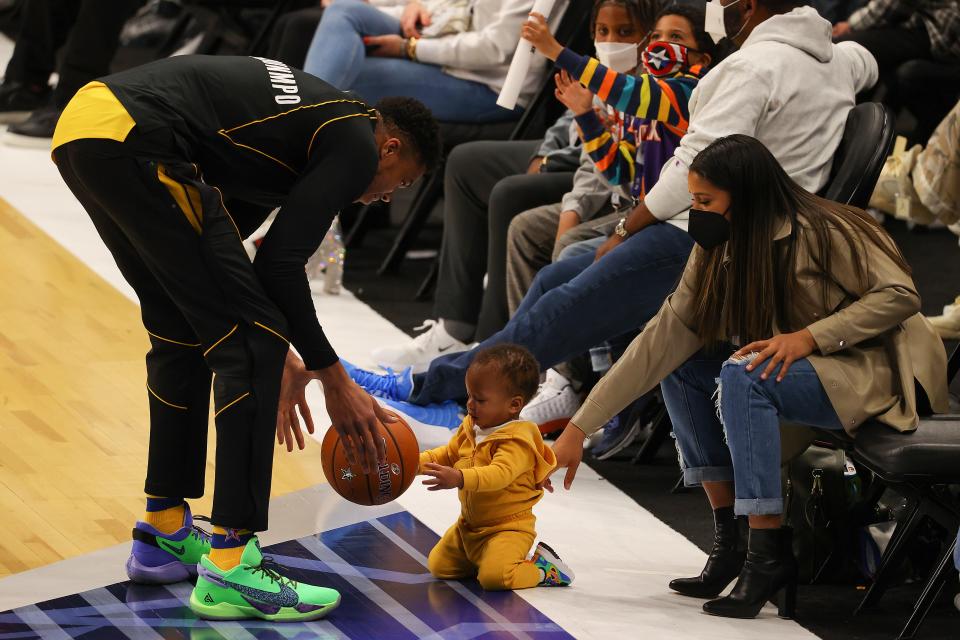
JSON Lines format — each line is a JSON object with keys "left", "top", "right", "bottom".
{"left": 0, "top": 511, "right": 573, "bottom": 639}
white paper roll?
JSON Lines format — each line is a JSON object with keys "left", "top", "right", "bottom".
{"left": 496, "top": 0, "right": 558, "bottom": 111}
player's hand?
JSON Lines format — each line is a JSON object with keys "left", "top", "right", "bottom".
{"left": 832, "top": 21, "right": 851, "bottom": 38}
{"left": 521, "top": 12, "right": 562, "bottom": 61}
{"left": 554, "top": 70, "right": 593, "bottom": 115}
{"left": 551, "top": 423, "right": 586, "bottom": 489}
{"left": 364, "top": 35, "right": 406, "bottom": 58}
{"left": 421, "top": 463, "right": 464, "bottom": 490}
{"left": 277, "top": 350, "right": 315, "bottom": 453}
{"left": 734, "top": 329, "right": 817, "bottom": 382}
{"left": 319, "top": 366, "right": 394, "bottom": 473}
{"left": 400, "top": 1, "right": 431, "bottom": 37}
{"left": 594, "top": 232, "right": 624, "bottom": 262}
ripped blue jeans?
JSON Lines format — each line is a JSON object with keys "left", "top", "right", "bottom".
{"left": 660, "top": 348, "right": 844, "bottom": 516}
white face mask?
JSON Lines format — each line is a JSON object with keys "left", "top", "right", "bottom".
{"left": 704, "top": 0, "right": 744, "bottom": 44}
{"left": 595, "top": 41, "right": 639, "bottom": 73}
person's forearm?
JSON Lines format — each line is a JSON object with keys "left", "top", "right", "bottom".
{"left": 313, "top": 360, "right": 350, "bottom": 385}
{"left": 623, "top": 202, "right": 659, "bottom": 235}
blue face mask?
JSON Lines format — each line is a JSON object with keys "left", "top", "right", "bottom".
{"left": 688, "top": 208, "right": 731, "bottom": 249}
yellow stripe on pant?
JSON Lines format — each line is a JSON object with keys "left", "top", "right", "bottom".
{"left": 156, "top": 165, "right": 204, "bottom": 234}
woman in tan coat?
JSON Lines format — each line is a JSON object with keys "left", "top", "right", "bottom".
{"left": 548, "top": 134, "right": 949, "bottom": 620}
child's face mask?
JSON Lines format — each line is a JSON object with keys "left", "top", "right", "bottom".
{"left": 641, "top": 41, "right": 692, "bottom": 77}
{"left": 594, "top": 41, "right": 639, "bottom": 73}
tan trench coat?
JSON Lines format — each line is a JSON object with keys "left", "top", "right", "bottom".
{"left": 571, "top": 217, "right": 950, "bottom": 437}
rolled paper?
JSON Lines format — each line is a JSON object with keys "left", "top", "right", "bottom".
{"left": 496, "top": 0, "right": 558, "bottom": 111}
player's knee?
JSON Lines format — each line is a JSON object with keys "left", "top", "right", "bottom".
{"left": 427, "top": 547, "right": 460, "bottom": 579}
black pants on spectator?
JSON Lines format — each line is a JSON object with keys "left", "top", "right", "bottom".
{"left": 265, "top": 6, "right": 323, "bottom": 68}
{"left": 434, "top": 140, "right": 575, "bottom": 341}
{"left": 54, "top": 136, "right": 289, "bottom": 532}
{"left": 844, "top": 25, "right": 960, "bottom": 143}
{"left": 3, "top": 0, "right": 143, "bottom": 107}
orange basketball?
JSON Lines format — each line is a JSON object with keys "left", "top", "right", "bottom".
{"left": 320, "top": 410, "right": 420, "bottom": 506}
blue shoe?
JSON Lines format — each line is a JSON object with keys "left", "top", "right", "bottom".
{"left": 592, "top": 414, "right": 642, "bottom": 461}
{"left": 379, "top": 397, "right": 463, "bottom": 430}
{"left": 341, "top": 359, "right": 414, "bottom": 401}
{"left": 533, "top": 542, "right": 574, "bottom": 586}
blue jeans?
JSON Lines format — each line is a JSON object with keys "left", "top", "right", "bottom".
{"left": 662, "top": 351, "right": 844, "bottom": 516}
{"left": 556, "top": 235, "right": 605, "bottom": 261}
{"left": 303, "top": 0, "right": 517, "bottom": 123}
{"left": 411, "top": 223, "right": 694, "bottom": 404}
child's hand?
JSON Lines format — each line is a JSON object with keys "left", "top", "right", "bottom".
{"left": 421, "top": 462, "right": 464, "bottom": 491}
{"left": 554, "top": 70, "right": 593, "bottom": 116}
{"left": 521, "top": 12, "right": 563, "bottom": 61}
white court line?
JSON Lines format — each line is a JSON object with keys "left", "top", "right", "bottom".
{"left": 368, "top": 518, "right": 538, "bottom": 640}
{"left": 81, "top": 587, "right": 165, "bottom": 640}
{"left": 296, "top": 535, "right": 436, "bottom": 638}
{"left": 11, "top": 605, "right": 74, "bottom": 640}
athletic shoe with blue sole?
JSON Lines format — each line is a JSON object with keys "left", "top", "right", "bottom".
{"left": 126, "top": 504, "right": 212, "bottom": 584}
{"left": 379, "top": 397, "right": 463, "bottom": 430}
{"left": 341, "top": 359, "right": 414, "bottom": 402}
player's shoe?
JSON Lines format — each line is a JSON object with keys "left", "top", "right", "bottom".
{"left": 190, "top": 537, "right": 341, "bottom": 622}
{"left": 533, "top": 542, "right": 574, "bottom": 587}
{"left": 341, "top": 359, "right": 414, "bottom": 401}
{"left": 126, "top": 504, "right": 212, "bottom": 584}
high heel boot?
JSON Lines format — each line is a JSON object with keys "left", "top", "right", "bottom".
{"left": 669, "top": 506, "right": 746, "bottom": 598}
{"left": 702, "top": 526, "right": 798, "bottom": 619}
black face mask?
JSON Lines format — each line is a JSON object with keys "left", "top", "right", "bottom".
{"left": 688, "top": 208, "right": 730, "bottom": 249}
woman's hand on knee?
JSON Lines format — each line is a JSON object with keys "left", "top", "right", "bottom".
{"left": 735, "top": 329, "right": 817, "bottom": 382}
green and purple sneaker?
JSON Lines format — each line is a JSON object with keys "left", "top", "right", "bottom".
{"left": 533, "top": 542, "right": 574, "bottom": 587}
{"left": 126, "top": 505, "right": 212, "bottom": 584}
{"left": 190, "top": 537, "right": 340, "bottom": 622}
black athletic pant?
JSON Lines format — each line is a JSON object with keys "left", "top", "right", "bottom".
{"left": 54, "top": 136, "right": 289, "bottom": 532}
{"left": 434, "top": 140, "right": 575, "bottom": 341}
{"left": 4, "top": 0, "right": 143, "bottom": 107}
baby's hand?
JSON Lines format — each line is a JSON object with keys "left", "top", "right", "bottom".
{"left": 421, "top": 462, "right": 464, "bottom": 491}
{"left": 521, "top": 12, "right": 563, "bottom": 61}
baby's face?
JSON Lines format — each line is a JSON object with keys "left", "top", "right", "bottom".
{"left": 465, "top": 364, "right": 523, "bottom": 429}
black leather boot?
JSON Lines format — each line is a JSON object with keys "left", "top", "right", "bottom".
{"left": 702, "top": 526, "right": 798, "bottom": 619}
{"left": 669, "top": 506, "right": 746, "bottom": 598}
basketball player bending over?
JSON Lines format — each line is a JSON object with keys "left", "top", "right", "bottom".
{"left": 51, "top": 54, "right": 440, "bottom": 622}
{"left": 419, "top": 344, "right": 573, "bottom": 590}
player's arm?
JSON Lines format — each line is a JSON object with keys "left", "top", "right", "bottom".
{"left": 255, "top": 121, "right": 391, "bottom": 472}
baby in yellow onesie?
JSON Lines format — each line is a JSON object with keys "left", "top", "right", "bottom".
{"left": 419, "top": 344, "right": 574, "bottom": 591}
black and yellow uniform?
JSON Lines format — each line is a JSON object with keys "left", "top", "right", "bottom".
{"left": 52, "top": 55, "right": 381, "bottom": 531}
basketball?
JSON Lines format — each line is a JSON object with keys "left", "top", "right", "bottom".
{"left": 320, "top": 410, "right": 420, "bottom": 506}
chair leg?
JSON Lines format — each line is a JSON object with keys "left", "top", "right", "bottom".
{"left": 378, "top": 173, "right": 442, "bottom": 275}
{"left": 856, "top": 496, "right": 925, "bottom": 613}
{"left": 416, "top": 258, "right": 439, "bottom": 301}
{"left": 631, "top": 406, "right": 670, "bottom": 464}
{"left": 896, "top": 535, "right": 958, "bottom": 640}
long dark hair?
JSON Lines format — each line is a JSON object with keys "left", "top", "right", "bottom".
{"left": 687, "top": 134, "right": 912, "bottom": 345}
{"left": 591, "top": 0, "right": 662, "bottom": 38}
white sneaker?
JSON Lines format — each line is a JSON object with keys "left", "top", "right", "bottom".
{"left": 372, "top": 320, "right": 470, "bottom": 374}
{"left": 520, "top": 369, "right": 581, "bottom": 434}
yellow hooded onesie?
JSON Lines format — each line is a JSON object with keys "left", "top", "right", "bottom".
{"left": 418, "top": 416, "right": 557, "bottom": 590}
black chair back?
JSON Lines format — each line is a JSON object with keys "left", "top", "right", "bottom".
{"left": 821, "top": 102, "right": 895, "bottom": 208}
